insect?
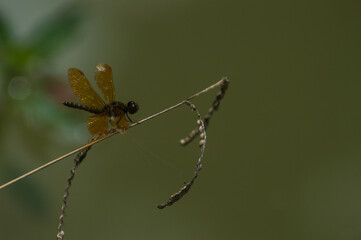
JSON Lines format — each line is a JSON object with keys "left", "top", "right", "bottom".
{"left": 63, "top": 63, "right": 139, "bottom": 137}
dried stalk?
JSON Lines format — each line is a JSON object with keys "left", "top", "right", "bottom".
{"left": 180, "top": 77, "right": 229, "bottom": 146}
{"left": 158, "top": 101, "right": 206, "bottom": 209}
{"left": 56, "top": 138, "right": 96, "bottom": 240}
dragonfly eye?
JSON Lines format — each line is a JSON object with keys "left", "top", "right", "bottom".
{"left": 127, "top": 101, "right": 139, "bottom": 114}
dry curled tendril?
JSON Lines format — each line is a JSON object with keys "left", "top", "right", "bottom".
{"left": 157, "top": 101, "right": 206, "bottom": 209}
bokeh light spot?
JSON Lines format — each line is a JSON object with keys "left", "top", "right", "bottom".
{"left": 8, "top": 76, "right": 32, "bottom": 100}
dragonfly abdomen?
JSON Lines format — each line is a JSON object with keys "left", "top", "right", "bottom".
{"left": 63, "top": 102, "right": 104, "bottom": 114}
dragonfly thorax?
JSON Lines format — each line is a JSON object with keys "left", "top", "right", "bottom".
{"left": 103, "top": 101, "right": 127, "bottom": 117}
{"left": 103, "top": 101, "right": 139, "bottom": 118}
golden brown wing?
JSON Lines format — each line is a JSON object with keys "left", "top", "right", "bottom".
{"left": 87, "top": 114, "right": 108, "bottom": 137}
{"left": 95, "top": 63, "right": 115, "bottom": 104}
{"left": 68, "top": 68, "right": 105, "bottom": 109}
{"left": 110, "top": 114, "right": 129, "bottom": 134}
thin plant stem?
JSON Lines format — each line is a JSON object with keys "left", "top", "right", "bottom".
{"left": 157, "top": 101, "right": 206, "bottom": 209}
{"left": 0, "top": 77, "right": 229, "bottom": 190}
{"left": 180, "top": 77, "right": 229, "bottom": 145}
{"left": 56, "top": 139, "right": 94, "bottom": 240}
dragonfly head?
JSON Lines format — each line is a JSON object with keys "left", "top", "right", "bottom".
{"left": 127, "top": 101, "right": 139, "bottom": 114}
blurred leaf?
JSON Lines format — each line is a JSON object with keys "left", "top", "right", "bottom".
{"left": 22, "top": 90, "right": 68, "bottom": 127}
{"left": 5, "top": 45, "right": 36, "bottom": 73}
{"left": 0, "top": 11, "right": 12, "bottom": 79}
{"left": 29, "top": 4, "right": 83, "bottom": 57}
{"left": 0, "top": 11, "right": 11, "bottom": 46}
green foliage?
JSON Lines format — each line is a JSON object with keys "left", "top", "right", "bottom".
{"left": 0, "top": 4, "right": 85, "bottom": 211}
{"left": 29, "top": 5, "right": 83, "bottom": 58}
{"left": 0, "top": 12, "right": 10, "bottom": 46}
{"left": 0, "top": 4, "right": 83, "bottom": 76}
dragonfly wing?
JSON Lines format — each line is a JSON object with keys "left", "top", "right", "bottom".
{"left": 95, "top": 63, "right": 115, "bottom": 104}
{"left": 110, "top": 114, "right": 129, "bottom": 134}
{"left": 87, "top": 114, "right": 108, "bottom": 137}
{"left": 68, "top": 68, "right": 105, "bottom": 109}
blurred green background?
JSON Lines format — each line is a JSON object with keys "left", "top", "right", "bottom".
{"left": 1, "top": 0, "right": 361, "bottom": 239}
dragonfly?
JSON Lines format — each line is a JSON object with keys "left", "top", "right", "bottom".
{"left": 63, "top": 63, "right": 139, "bottom": 137}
